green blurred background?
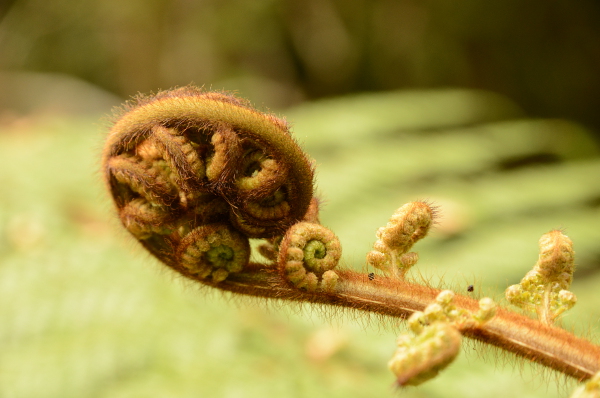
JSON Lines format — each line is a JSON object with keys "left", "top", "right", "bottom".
{"left": 1, "top": 1, "right": 600, "bottom": 397}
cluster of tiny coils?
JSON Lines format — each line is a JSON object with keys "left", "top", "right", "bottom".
{"left": 389, "top": 290, "right": 496, "bottom": 386}
{"left": 103, "top": 88, "right": 341, "bottom": 289}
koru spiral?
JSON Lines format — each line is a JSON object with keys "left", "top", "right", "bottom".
{"left": 102, "top": 87, "right": 341, "bottom": 288}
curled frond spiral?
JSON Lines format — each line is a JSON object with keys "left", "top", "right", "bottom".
{"left": 277, "top": 222, "right": 342, "bottom": 292}
{"left": 178, "top": 223, "right": 250, "bottom": 282}
{"left": 102, "top": 86, "right": 315, "bottom": 280}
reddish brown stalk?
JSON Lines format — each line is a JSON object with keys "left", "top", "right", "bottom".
{"left": 215, "top": 268, "right": 600, "bottom": 380}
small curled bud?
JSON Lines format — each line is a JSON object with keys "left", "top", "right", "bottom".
{"left": 366, "top": 250, "right": 387, "bottom": 269}
{"left": 506, "top": 230, "right": 577, "bottom": 324}
{"left": 552, "top": 290, "right": 577, "bottom": 319}
{"left": 536, "top": 230, "right": 575, "bottom": 289}
{"left": 367, "top": 201, "right": 435, "bottom": 278}
{"left": 107, "top": 154, "right": 178, "bottom": 206}
{"left": 408, "top": 311, "right": 427, "bottom": 334}
{"left": 321, "top": 270, "right": 339, "bottom": 292}
{"left": 389, "top": 322, "right": 462, "bottom": 386}
{"left": 436, "top": 290, "right": 455, "bottom": 306}
{"left": 119, "top": 198, "right": 172, "bottom": 239}
{"left": 236, "top": 148, "right": 286, "bottom": 192}
{"left": 150, "top": 125, "right": 205, "bottom": 191}
{"left": 475, "top": 297, "right": 497, "bottom": 324}
{"left": 399, "top": 252, "right": 419, "bottom": 269}
{"left": 278, "top": 222, "right": 341, "bottom": 292}
{"left": 389, "top": 290, "right": 496, "bottom": 386}
{"left": 558, "top": 289, "right": 577, "bottom": 304}
{"left": 377, "top": 201, "right": 435, "bottom": 252}
{"left": 424, "top": 303, "right": 446, "bottom": 323}
{"left": 241, "top": 185, "right": 292, "bottom": 223}
{"left": 419, "top": 290, "right": 496, "bottom": 331}
{"left": 505, "top": 284, "right": 524, "bottom": 303}
{"left": 205, "top": 125, "right": 242, "bottom": 182}
{"left": 178, "top": 223, "right": 250, "bottom": 282}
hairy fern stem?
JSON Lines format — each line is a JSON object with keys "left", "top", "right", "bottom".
{"left": 218, "top": 268, "right": 600, "bottom": 380}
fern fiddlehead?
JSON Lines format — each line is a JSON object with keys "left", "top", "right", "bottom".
{"left": 102, "top": 87, "right": 600, "bottom": 391}
{"left": 103, "top": 87, "right": 315, "bottom": 278}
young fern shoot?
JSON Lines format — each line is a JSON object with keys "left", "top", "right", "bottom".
{"left": 389, "top": 290, "right": 496, "bottom": 386}
{"left": 506, "top": 230, "right": 577, "bottom": 325}
{"left": 367, "top": 201, "right": 434, "bottom": 279}
{"left": 102, "top": 86, "right": 600, "bottom": 394}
